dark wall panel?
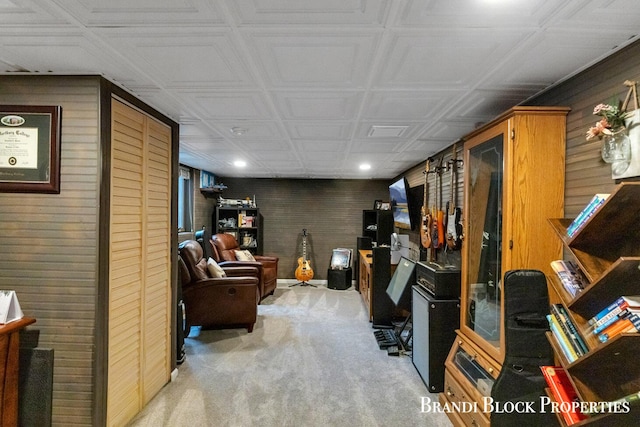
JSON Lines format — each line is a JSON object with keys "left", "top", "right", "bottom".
{"left": 212, "top": 178, "right": 389, "bottom": 280}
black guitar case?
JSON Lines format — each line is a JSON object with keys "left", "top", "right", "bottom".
{"left": 490, "top": 269, "right": 559, "bottom": 426}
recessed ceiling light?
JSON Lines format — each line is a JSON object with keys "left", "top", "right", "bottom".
{"left": 230, "top": 127, "right": 248, "bottom": 136}
{"left": 234, "top": 160, "right": 247, "bottom": 167}
{"left": 359, "top": 163, "right": 371, "bottom": 171}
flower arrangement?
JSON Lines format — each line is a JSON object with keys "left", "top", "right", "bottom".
{"left": 586, "top": 101, "right": 630, "bottom": 140}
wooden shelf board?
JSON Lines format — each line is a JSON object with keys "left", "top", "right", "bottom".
{"left": 568, "top": 257, "right": 640, "bottom": 318}
{"left": 568, "top": 183, "right": 640, "bottom": 251}
{"left": 568, "top": 334, "right": 640, "bottom": 402}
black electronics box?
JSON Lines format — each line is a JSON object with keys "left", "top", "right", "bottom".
{"left": 327, "top": 267, "right": 352, "bottom": 290}
{"left": 415, "top": 261, "right": 461, "bottom": 299}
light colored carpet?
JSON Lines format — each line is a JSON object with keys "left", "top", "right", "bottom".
{"left": 128, "top": 285, "right": 453, "bottom": 427}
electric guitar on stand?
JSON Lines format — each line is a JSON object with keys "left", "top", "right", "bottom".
{"left": 420, "top": 158, "right": 432, "bottom": 249}
{"left": 293, "top": 229, "right": 315, "bottom": 287}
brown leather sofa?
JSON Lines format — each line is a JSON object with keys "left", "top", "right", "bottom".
{"left": 178, "top": 240, "right": 260, "bottom": 333}
{"left": 210, "top": 233, "right": 279, "bottom": 300}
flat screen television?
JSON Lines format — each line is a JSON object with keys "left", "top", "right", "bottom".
{"left": 389, "top": 177, "right": 413, "bottom": 230}
{"left": 386, "top": 256, "right": 416, "bottom": 312}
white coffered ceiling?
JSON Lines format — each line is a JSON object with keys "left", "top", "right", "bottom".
{"left": 1, "top": 0, "right": 639, "bottom": 179}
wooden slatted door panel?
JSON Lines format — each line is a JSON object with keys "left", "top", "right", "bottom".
{"left": 109, "top": 101, "right": 144, "bottom": 427}
{"left": 142, "top": 118, "right": 172, "bottom": 403}
{"left": 108, "top": 99, "right": 171, "bottom": 426}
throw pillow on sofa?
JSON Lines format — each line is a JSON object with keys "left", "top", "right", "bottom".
{"left": 207, "top": 257, "right": 227, "bottom": 278}
{"left": 235, "top": 250, "right": 256, "bottom": 262}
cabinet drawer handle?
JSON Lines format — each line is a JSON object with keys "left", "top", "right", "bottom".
{"left": 446, "top": 387, "right": 455, "bottom": 397}
{"left": 489, "top": 368, "right": 494, "bottom": 374}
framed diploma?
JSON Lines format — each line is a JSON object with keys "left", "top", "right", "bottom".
{"left": 0, "top": 105, "right": 61, "bottom": 193}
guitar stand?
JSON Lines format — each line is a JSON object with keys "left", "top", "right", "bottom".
{"left": 289, "top": 281, "right": 316, "bottom": 287}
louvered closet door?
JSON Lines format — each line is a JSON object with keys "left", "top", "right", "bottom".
{"left": 108, "top": 99, "right": 171, "bottom": 426}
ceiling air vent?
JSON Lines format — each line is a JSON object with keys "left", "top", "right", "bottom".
{"left": 367, "top": 125, "right": 408, "bottom": 138}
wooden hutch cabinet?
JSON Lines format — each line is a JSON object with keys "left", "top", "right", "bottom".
{"left": 440, "top": 106, "right": 569, "bottom": 426}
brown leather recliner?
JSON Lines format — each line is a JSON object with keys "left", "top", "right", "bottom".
{"left": 210, "top": 233, "right": 279, "bottom": 300}
{"left": 178, "top": 240, "right": 260, "bottom": 333}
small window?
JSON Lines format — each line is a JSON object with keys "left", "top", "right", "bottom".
{"left": 178, "top": 166, "right": 193, "bottom": 232}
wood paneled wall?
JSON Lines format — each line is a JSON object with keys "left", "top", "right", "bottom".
{"left": 196, "top": 178, "right": 389, "bottom": 281}
{"left": 527, "top": 41, "right": 640, "bottom": 214}
{"left": 0, "top": 76, "right": 100, "bottom": 425}
{"left": 0, "top": 75, "right": 179, "bottom": 426}
{"left": 393, "top": 41, "right": 640, "bottom": 267}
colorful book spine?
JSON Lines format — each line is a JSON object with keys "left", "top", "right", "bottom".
{"left": 589, "top": 296, "right": 640, "bottom": 327}
{"left": 540, "top": 366, "right": 587, "bottom": 425}
{"left": 592, "top": 307, "right": 638, "bottom": 335}
{"left": 550, "top": 260, "right": 586, "bottom": 297}
{"left": 589, "top": 297, "right": 625, "bottom": 325}
{"left": 598, "top": 313, "right": 640, "bottom": 343}
{"left": 567, "top": 194, "right": 609, "bottom": 237}
{"left": 547, "top": 314, "right": 578, "bottom": 363}
{"left": 551, "top": 304, "right": 588, "bottom": 355}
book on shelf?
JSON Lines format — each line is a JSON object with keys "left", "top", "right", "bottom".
{"left": 547, "top": 314, "right": 578, "bottom": 363}
{"left": 598, "top": 311, "right": 640, "bottom": 343}
{"left": 550, "top": 304, "right": 589, "bottom": 356}
{"left": 566, "top": 193, "right": 609, "bottom": 237}
{"left": 582, "top": 390, "right": 640, "bottom": 415}
{"left": 589, "top": 296, "right": 640, "bottom": 328}
{"left": 550, "top": 260, "right": 587, "bottom": 297}
{"left": 540, "top": 366, "right": 587, "bottom": 425}
{"left": 592, "top": 306, "right": 640, "bottom": 335}
{"left": 240, "top": 215, "right": 255, "bottom": 227}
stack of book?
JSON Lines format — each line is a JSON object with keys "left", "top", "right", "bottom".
{"left": 547, "top": 304, "right": 589, "bottom": 363}
{"left": 550, "top": 260, "right": 587, "bottom": 297}
{"left": 566, "top": 193, "right": 609, "bottom": 237}
{"left": 540, "top": 366, "right": 587, "bottom": 425}
{"left": 588, "top": 296, "right": 640, "bottom": 343}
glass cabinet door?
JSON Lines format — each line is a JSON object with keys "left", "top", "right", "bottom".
{"left": 464, "top": 134, "right": 503, "bottom": 352}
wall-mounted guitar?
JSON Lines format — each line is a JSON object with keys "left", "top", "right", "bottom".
{"left": 446, "top": 143, "right": 463, "bottom": 251}
{"left": 420, "top": 158, "right": 432, "bottom": 249}
{"left": 431, "top": 156, "right": 445, "bottom": 254}
{"left": 292, "top": 229, "right": 316, "bottom": 287}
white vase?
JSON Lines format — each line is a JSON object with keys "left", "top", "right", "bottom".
{"left": 601, "top": 127, "right": 632, "bottom": 163}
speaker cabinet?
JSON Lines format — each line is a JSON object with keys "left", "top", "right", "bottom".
{"left": 412, "top": 285, "right": 460, "bottom": 393}
{"left": 371, "top": 246, "right": 392, "bottom": 328}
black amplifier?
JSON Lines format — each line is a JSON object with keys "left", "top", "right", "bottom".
{"left": 415, "top": 261, "right": 461, "bottom": 299}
